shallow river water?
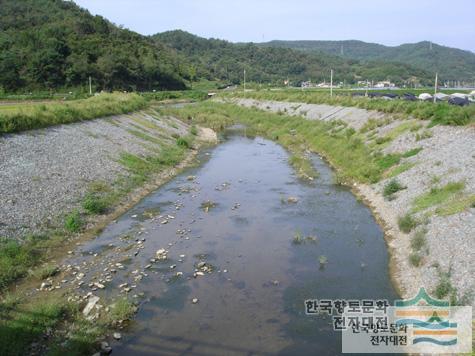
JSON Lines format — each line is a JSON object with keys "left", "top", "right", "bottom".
{"left": 70, "top": 129, "right": 397, "bottom": 355}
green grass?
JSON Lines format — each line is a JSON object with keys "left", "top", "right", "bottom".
{"left": 0, "top": 293, "right": 137, "bottom": 356}
{"left": 398, "top": 213, "right": 418, "bottom": 233}
{"left": 412, "top": 181, "right": 465, "bottom": 212}
{"left": 176, "top": 136, "right": 192, "bottom": 148}
{"left": 31, "top": 264, "right": 60, "bottom": 280}
{"left": 190, "top": 125, "right": 198, "bottom": 136}
{"left": 226, "top": 90, "right": 475, "bottom": 126}
{"left": 374, "top": 153, "right": 401, "bottom": 171}
{"left": 126, "top": 128, "right": 164, "bottom": 145}
{"left": 383, "top": 179, "right": 405, "bottom": 198}
{"left": 107, "top": 297, "right": 135, "bottom": 323}
{"left": 0, "top": 93, "right": 148, "bottom": 134}
{"left": 0, "top": 233, "right": 70, "bottom": 291}
{"left": 0, "top": 239, "right": 40, "bottom": 289}
{"left": 140, "top": 90, "right": 208, "bottom": 102}
{"left": 435, "top": 194, "right": 475, "bottom": 216}
{"left": 288, "top": 154, "right": 319, "bottom": 180}
{"left": 163, "top": 101, "right": 403, "bottom": 184}
{"left": 385, "top": 162, "right": 416, "bottom": 178}
{"left": 377, "top": 121, "right": 421, "bottom": 146}
{"left": 401, "top": 147, "right": 423, "bottom": 158}
{"left": 0, "top": 297, "right": 67, "bottom": 356}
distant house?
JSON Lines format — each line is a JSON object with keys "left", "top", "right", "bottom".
{"left": 374, "top": 81, "right": 396, "bottom": 88}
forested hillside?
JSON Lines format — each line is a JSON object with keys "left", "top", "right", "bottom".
{"left": 260, "top": 40, "right": 475, "bottom": 81}
{"left": 0, "top": 0, "right": 449, "bottom": 92}
{"left": 155, "top": 31, "right": 433, "bottom": 86}
{"left": 0, "top": 0, "right": 193, "bottom": 92}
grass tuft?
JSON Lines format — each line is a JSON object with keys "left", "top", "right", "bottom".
{"left": 383, "top": 179, "right": 405, "bottom": 198}
{"left": 398, "top": 213, "right": 418, "bottom": 233}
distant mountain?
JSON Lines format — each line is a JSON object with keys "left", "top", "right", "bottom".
{"left": 260, "top": 40, "right": 475, "bottom": 81}
{"left": 154, "top": 30, "right": 433, "bottom": 86}
{"left": 0, "top": 0, "right": 193, "bottom": 92}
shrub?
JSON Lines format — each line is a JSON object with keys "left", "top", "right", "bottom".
{"left": 410, "top": 229, "right": 427, "bottom": 251}
{"left": 435, "top": 274, "right": 453, "bottom": 299}
{"left": 64, "top": 210, "right": 83, "bottom": 232}
{"left": 82, "top": 194, "right": 108, "bottom": 215}
{"left": 409, "top": 252, "right": 422, "bottom": 267}
{"left": 383, "top": 179, "right": 405, "bottom": 197}
{"left": 398, "top": 213, "right": 418, "bottom": 233}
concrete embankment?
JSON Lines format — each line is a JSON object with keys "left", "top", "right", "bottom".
{"left": 0, "top": 109, "right": 216, "bottom": 239}
{"left": 232, "top": 98, "right": 475, "bottom": 306}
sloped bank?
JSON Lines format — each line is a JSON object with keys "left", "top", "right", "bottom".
{"left": 172, "top": 99, "right": 475, "bottom": 306}
{"left": 0, "top": 107, "right": 217, "bottom": 289}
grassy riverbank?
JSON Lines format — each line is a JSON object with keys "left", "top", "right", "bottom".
{"left": 0, "top": 93, "right": 148, "bottom": 134}
{"left": 162, "top": 101, "right": 410, "bottom": 184}
{"left": 225, "top": 90, "right": 475, "bottom": 126}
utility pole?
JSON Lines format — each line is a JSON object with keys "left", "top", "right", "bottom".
{"left": 89, "top": 76, "right": 92, "bottom": 95}
{"left": 433, "top": 72, "right": 438, "bottom": 103}
{"left": 330, "top": 69, "right": 333, "bottom": 97}
{"left": 243, "top": 69, "right": 246, "bottom": 92}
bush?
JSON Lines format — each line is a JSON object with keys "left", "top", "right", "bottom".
{"left": 398, "top": 213, "right": 418, "bottom": 233}
{"left": 383, "top": 179, "right": 405, "bottom": 197}
{"left": 409, "top": 252, "right": 422, "bottom": 267}
{"left": 64, "top": 210, "right": 83, "bottom": 232}
{"left": 411, "top": 229, "right": 427, "bottom": 251}
{"left": 82, "top": 194, "right": 108, "bottom": 215}
{"left": 435, "top": 274, "right": 453, "bottom": 299}
{"left": 176, "top": 136, "right": 191, "bottom": 148}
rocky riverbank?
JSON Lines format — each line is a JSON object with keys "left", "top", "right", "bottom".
{"left": 231, "top": 97, "right": 475, "bottom": 306}
{"left": 0, "top": 108, "right": 217, "bottom": 240}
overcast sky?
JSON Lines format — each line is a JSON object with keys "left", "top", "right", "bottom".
{"left": 74, "top": 0, "right": 475, "bottom": 52}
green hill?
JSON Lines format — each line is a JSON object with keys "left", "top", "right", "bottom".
{"left": 154, "top": 30, "right": 433, "bottom": 86}
{"left": 0, "top": 0, "right": 194, "bottom": 92}
{"left": 260, "top": 40, "right": 475, "bottom": 81}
